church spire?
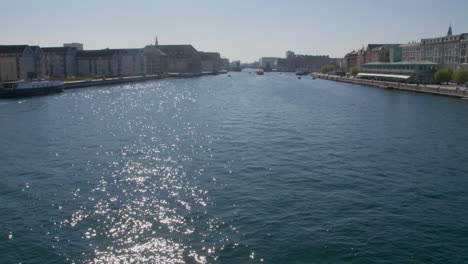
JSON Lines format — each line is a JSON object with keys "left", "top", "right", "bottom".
{"left": 155, "top": 35, "right": 158, "bottom": 46}
{"left": 447, "top": 24, "right": 453, "bottom": 36}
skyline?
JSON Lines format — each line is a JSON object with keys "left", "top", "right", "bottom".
{"left": 2, "top": 0, "right": 468, "bottom": 62}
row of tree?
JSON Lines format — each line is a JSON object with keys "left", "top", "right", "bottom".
{"left": 320, "top": 65, "right": 335, "bottom": 74}
{"left": 434, "top": 67, "right": 468, "bottom": 85}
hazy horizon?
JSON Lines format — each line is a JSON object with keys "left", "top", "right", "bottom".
{"left": 2, "top": 0, "right": 468, "bottom": 62}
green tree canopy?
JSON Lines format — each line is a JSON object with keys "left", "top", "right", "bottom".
{"left": 434, "top": 68, "right": 452, "bottom": 84}
{"left": 350, "top": 66, "right": 360, "bottom": 76}
{"left": 452, "top": 68, "right": 468, "bottom": 85}
{"left": 321, "top": 65, "right": 334, "bottom": 74}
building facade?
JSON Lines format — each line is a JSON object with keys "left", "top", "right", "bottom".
{"left": 220, "top": 58, "right": 230, "bottom": 70}
{"left": 0, "top": 45, "right": 44, "bottom": 82}
{"left": 420, "top": 26, "right": 468, "bottom": 67}
{"left": 76, "top": 49, "right": 118, "bottom": 77}
{"left": 259, "top": 57, "right": 278, "bottom": 70}
{"left": 360, "top": 61, "right": 439, "bottom": 83}
{"left": 76, "top": 47, "right": 167, "bottom": 77}
{"left": 400, "top": 43, "right": 421, "bottom": 62}
{"left": 42, "top": 47, "right": 77, "bottom": 78}
{"left": 142, "top": 45, "right": 167, "bottom": 74}
{"left": 200, "top": 52, "right": 221, "bottom": 72}
{"left": 157, "top": 45, "right": 201, "bottom": 73}
{"left": 64, "top": 43, "right": 83, "bottom": 51}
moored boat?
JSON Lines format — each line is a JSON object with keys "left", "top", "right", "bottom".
{"left": 0, "top": 80, "right": 63, "bottom": 98}
{"left": 295, "top": 68, "right": 309, "bottom": 76}
{"left": 256, "top": 69, "right": 264, "bottom": 75}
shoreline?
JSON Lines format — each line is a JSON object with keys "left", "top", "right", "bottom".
{"left": 62, "top": 71, "right": 228, "bottom": 89}
{"left": 311, "top": 73, "right": 468, "bottom": 99}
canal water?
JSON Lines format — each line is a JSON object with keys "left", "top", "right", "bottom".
{"left": 1, "top": 72, "right": 468, "bottom": 263}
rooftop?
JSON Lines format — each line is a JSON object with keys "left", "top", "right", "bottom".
{"left": 76, "top": 49, "right": 117, "bottom": 58}
{"left": 157, "top": 45, "right": 199, "bottom": 57}
{"left": 42, "top": 47, "right": 76, "bottom": 53}
{"left": 0, "top": 45, "right": 29, "bottom": 54}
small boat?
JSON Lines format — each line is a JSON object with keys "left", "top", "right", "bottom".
{"left": 0, "top": 80, "right": 63, "bottom": 98}
{"left": 295, "top": 68, "right": 309, "bottom": 76}
{"left": 313, "top": 77, "right": 316, "bottom": 80}
{"left": 256, "top": 69, "right": 264, "bottom": 75}
{"left": 297, "top": 77, "right": 301, "bottom": 79}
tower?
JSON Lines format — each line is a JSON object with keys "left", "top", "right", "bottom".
{"left": 155, "top": 35, "right": 158, "bottom": 46}
{"left": 447, "top": 24, "right": 453, "bottom": 36}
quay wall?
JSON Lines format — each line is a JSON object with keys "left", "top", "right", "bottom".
{"left": 312, "top": 73, "right": 468, "bottom": 99}
{"left": 63, "top": 71, "right": 228, "bottom": 89}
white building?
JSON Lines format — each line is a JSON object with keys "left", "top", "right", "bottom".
{"left": 259, "top": 57, "right": 278, "bottom": 69}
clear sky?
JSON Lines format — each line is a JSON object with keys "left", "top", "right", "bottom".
{"left": 1, "top": 0, "right": 468, "bottom": 62}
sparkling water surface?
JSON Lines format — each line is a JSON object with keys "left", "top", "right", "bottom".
{"left": 1, "top": 72, "right": 468, "bottom": 263}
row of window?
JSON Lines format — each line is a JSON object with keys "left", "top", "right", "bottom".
{"left": 364, "top": 65, "right": 436, "bottom": 71}
{"left": 422, "top": 36, "right": 460, "bottom": 44}
{"left": 32, "top": 84, "right": 52, "bottom": 88}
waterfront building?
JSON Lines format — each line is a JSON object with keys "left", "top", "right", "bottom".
{"left": 259, "top": 57, "right": 278, "bottom": 70}
{"left": 42, "top": 47, "right": 78, "bottom": 78}
{"left": 420, "top": 26, "right": 468, "bottom": 67}
{"left": 142, "top": 45, "right": 167, "bottom": 75}
{"left": 345, "top": 44, "right": 400, "bottom": 71}
{"left": 63, "top": 43, "right": 83, "bottom": 51}
{"left": 116, "top": 49, "right": 147, "bottom": 76}
{"left": 329, "top": 58, "right": 346, "bottom": 72}
{"left": 282, "top": 53, "right": 331, "bottom": 72}
{"left": 220, "top": 58, "right": 230, "bottom": 70}
{"left": 275, "top": 58, "right": 289, "bottom": 72}
{"left": 76, "top": 47, "right": 167, "bottom": 77}
{"left": 231, "top": 60, "right": 241, "bottom": 71}
{"left": 200, "top": 52, "right": 221, "bottom": 72}
{"left": 156, "top": 45, "right": 201, "bottom": 73}
{"left": 286, "top": 50, "right": 295, "bottom": 59}
{"left": 345, "top": 48, "right": 366, "bottom": 70}
{"left": 399, "top": 43, "right": 422, "bottom": 62}
{"left": 0, "top": 45, "right": 44, "bottom": 82}
{"left": 364, "top": 44, "right": 401, "bottom": 64}
{"left": 76, "top": 49, "right": 118, "bottom": 77}
{"left": 344, "top": 50, "right": 359, "bottom": 70}
{"left": 461, "top": 39, "right": 468, "bottom": 67}
{"left": 30, "top": 46, "right": 46, "bottom": 80}
{"left": 359, "top": 61, "right": 439, "bottom": 83}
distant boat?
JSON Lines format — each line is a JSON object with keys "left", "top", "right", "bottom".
{"left": 0, "top": 80, "right": 63, "bottom": 98}
{"left": 295, "top": 68, "right": 309, "bottom": 76}
{"left": 256, "top": 69, "right": 264, "bottom": 75}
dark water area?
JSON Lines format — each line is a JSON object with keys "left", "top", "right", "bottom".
{"left": 1, "top": 72, "right": 468, "bottom": 263}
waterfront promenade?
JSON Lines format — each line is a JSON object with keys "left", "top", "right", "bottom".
{"left": 312, "top": 73, "right": 468, "bottom": 99}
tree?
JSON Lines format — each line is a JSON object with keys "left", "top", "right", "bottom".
{"left": 447, "top": 67, "right": 454, "bottom": 79}
{"left": 452, "top": 68, "right": 468, "bottom": 85}
{"left": 321, "top": 65, "right": 334, "bottom": 74}
{"left": 434, "top": 68, "right": 452, "bottom": 84}
{"left": 350, "top": 66, "right": 360, "bottom": 76}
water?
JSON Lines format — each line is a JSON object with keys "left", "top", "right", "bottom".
{"left": 1, "top": 72, "right": 468, "bottom": 264}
